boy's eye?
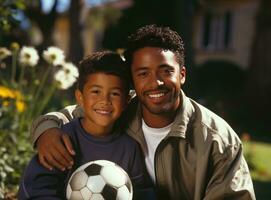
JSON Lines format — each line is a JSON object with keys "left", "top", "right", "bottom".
{"left": 90, "top": 90, "right": 100, "bottom": 94}
{"left": 111, "top": 92, "right": 121, "bottom": 96}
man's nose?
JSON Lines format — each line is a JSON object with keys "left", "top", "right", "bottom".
{"left": 157, "top": 79, "right": 164, "bottom": 86}
{"left": 149, "top": 74, "right": 165, "bottom": 88}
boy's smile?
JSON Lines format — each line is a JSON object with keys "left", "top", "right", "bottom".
{"left": 76, "top": 73, "right": 127, "bottom": 136}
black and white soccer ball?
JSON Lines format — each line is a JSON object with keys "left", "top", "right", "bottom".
{"left": 66, "top": 160, "right": 133, "bottom": 200}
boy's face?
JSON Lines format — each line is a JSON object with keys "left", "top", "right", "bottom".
{"left": 131, "top": 47, "right": 186, "bottom": 118}
{"left": 76, "top": 73, "right": 127, "bottom": 135}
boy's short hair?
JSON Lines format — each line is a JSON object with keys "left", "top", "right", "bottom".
{"left": 124, "top": 24, "right": 185, "bottom": 68}
{"left": 78, "top": 51, "right": 131, "bottom": 95}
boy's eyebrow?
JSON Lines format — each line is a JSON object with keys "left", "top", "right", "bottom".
{"left": 110, "top": 87, "right": 124, "bottom": 91}
{"left": 89, "top": 85, "right": 123, "bottom": 91}
{"left": 88, "top": 84, "right": 102, "bottom": 88}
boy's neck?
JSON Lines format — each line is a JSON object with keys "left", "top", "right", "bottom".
{"left": 80, "top": 118, "right": 113, "bottom": 137}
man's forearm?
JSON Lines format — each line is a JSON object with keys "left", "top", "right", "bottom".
{"left": 30, "top": 105, "right": 83, "bottom": 146}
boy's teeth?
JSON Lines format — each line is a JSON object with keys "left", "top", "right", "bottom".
{"left": 149, "top": 93, "right": 164, "bottom": 98}
{"left": 96, "top": 110, "right": 110, "bottom": 114}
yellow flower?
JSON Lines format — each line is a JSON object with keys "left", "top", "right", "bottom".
{"left": 14, "top": 90, "right": 26, "bottom": 112}
{"left": 0, "top": 86, "right": 26, "bottom": 112}
{"left": 0, "top": 86, "right": 15, "bottom": 99}
{"left": 16, "top": 100, "right": 26, "bottom": 112}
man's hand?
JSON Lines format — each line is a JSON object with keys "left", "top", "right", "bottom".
{"left": 36, "top": 128, "right": 75, "bottom": 171}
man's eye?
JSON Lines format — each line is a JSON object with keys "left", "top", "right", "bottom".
{"left": 138, "top": 71, "right": 148, "bottom": 77}
{"left": 163, "top": 68, "right": 174, "bottom": 75}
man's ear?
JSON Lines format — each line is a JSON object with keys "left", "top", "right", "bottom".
{"left": 180, "top": 66, "right": 186, "bottom": 85}
{"left": 75, "top": 89, "right": 83, "bottom": 106}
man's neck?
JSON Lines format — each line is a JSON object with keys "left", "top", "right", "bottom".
{"left": 142, "top": 110, "right": 177, "bottom": 128}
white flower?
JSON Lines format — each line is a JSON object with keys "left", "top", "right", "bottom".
{"left": 54, "top": 63, "right": 78, "bottom": 90}
{"left": 62, "top": 62, "right": 79, "bottom": 78}
{"left": 0, "top": 47, "right": 11, "bottom": 60}
{"left": 43, "top": 46, "right": 65, "bottom": 66}
{"left": 19, "top": 46, "right": 39, "bottom": 67}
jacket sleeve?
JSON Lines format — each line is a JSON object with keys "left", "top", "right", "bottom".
{"left": 30, "top": 104, "right": 83, "bottom": 146}
{"left": 204, "top": 140, "right": 256, "bottom": 200}
{"left": 18, "top": 155, "right": 67, "bottom": 200}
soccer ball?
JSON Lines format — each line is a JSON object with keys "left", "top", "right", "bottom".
{"left": 66, "top": 160, "right": 133, "bottom": 200}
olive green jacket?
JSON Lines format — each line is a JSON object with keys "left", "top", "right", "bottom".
{"left": 31, "top": 91, "right": 255, "bottom": 200}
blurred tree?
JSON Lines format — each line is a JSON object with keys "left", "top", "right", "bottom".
{"left": 68, "top": 0, "right": 84, "bottom": 63}
{"left": 246, "top": 0, "right": 271, "bottom": 131}
{"left": 26, "top": 0, "right": 58, "bottom": 49}
{"left": 0, "top": 0, "right": 25, "bottom": 33}
{"left": 0, "top": 0, "right": 26, "bottom": 46}
{"left": 103, "top": 0, "right": 199, "bottom": 96}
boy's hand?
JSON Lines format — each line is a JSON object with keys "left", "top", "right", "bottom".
{"left": 36, "top": 128, "right": 75, "bottom": 171}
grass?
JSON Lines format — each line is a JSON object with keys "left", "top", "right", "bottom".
{"left": 243, "top": 140, "right": 271, "bottom": 199}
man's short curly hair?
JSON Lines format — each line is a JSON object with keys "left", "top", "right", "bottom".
{"left": 124, "top": 24, "right": 185, "bottom": 68}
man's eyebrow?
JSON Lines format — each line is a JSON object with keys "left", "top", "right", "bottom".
{"left": 134, "top": 67, "right": 149, "bottom": 71}
{"left": 88, "top": 84, "right": 102, "bottom": 88}
{"left": 159, "top": 64, "right": 174, "bottom": 68}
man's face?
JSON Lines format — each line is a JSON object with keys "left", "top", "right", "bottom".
{"left": 131, "top": 47, "right": 186, "bottom": 118}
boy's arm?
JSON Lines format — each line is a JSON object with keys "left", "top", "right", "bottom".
{"left": 31, "top": 104, "right": 83, "bottom": 171}
{"left": 18, "top": 155, "right": 67, "bottom": 200}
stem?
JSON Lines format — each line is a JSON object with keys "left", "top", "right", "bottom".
{"left": 11, "top": 50, "right": 18, "bottom": 86}
{"left": 33, "top": 64, "right": 52, "bottom": 103}
{"left": 20, "top": 67, "right": 37, "bottom": 126}
{"left": 18, "top": 64, "right": 25, "bottom": 91}
{"left": 28, "top": 64, "right": 53, "bottom": 119}
{"left": 34, "top": 82, "right": 57, "bottom": 118}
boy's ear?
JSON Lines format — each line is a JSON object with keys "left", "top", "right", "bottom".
{"left": 127, "top": 90, "right": 136, "bottom": 103}
{"left": 75, "top": 89, "right": 83, "bottom": 106}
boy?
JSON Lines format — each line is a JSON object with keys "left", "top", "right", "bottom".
{"left": 19, "top": 51, "right": 152, "bottom": 199}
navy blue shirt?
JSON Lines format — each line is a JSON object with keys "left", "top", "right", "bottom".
{"left": 19, "top": 118, "right": 151, "bottom": 199}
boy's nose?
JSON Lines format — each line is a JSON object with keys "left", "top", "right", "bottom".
{"left": 100, "top": 94, "right": 112, "bottom": 104}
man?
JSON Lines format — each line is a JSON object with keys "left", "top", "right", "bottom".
{"left": 31, "top": 25, "right": 255, "bottom": 199}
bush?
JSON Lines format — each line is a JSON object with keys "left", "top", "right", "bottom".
{"left": 0, "top": 44, "right": 78, "bottom": 198}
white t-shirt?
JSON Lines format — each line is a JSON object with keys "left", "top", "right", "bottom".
{"left": 142, "top": 119, "right": 173, "bottom": 183}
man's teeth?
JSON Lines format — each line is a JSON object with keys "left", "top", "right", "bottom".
{"left": 149, "top": 93, "right": 165, "bottom": 98}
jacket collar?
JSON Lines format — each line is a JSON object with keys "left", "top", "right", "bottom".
{"left": 168, "top": 90, "right": 195, "bottom": 139}
{"left": 127, "top": 90, "right": 195, "bottom": 140}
